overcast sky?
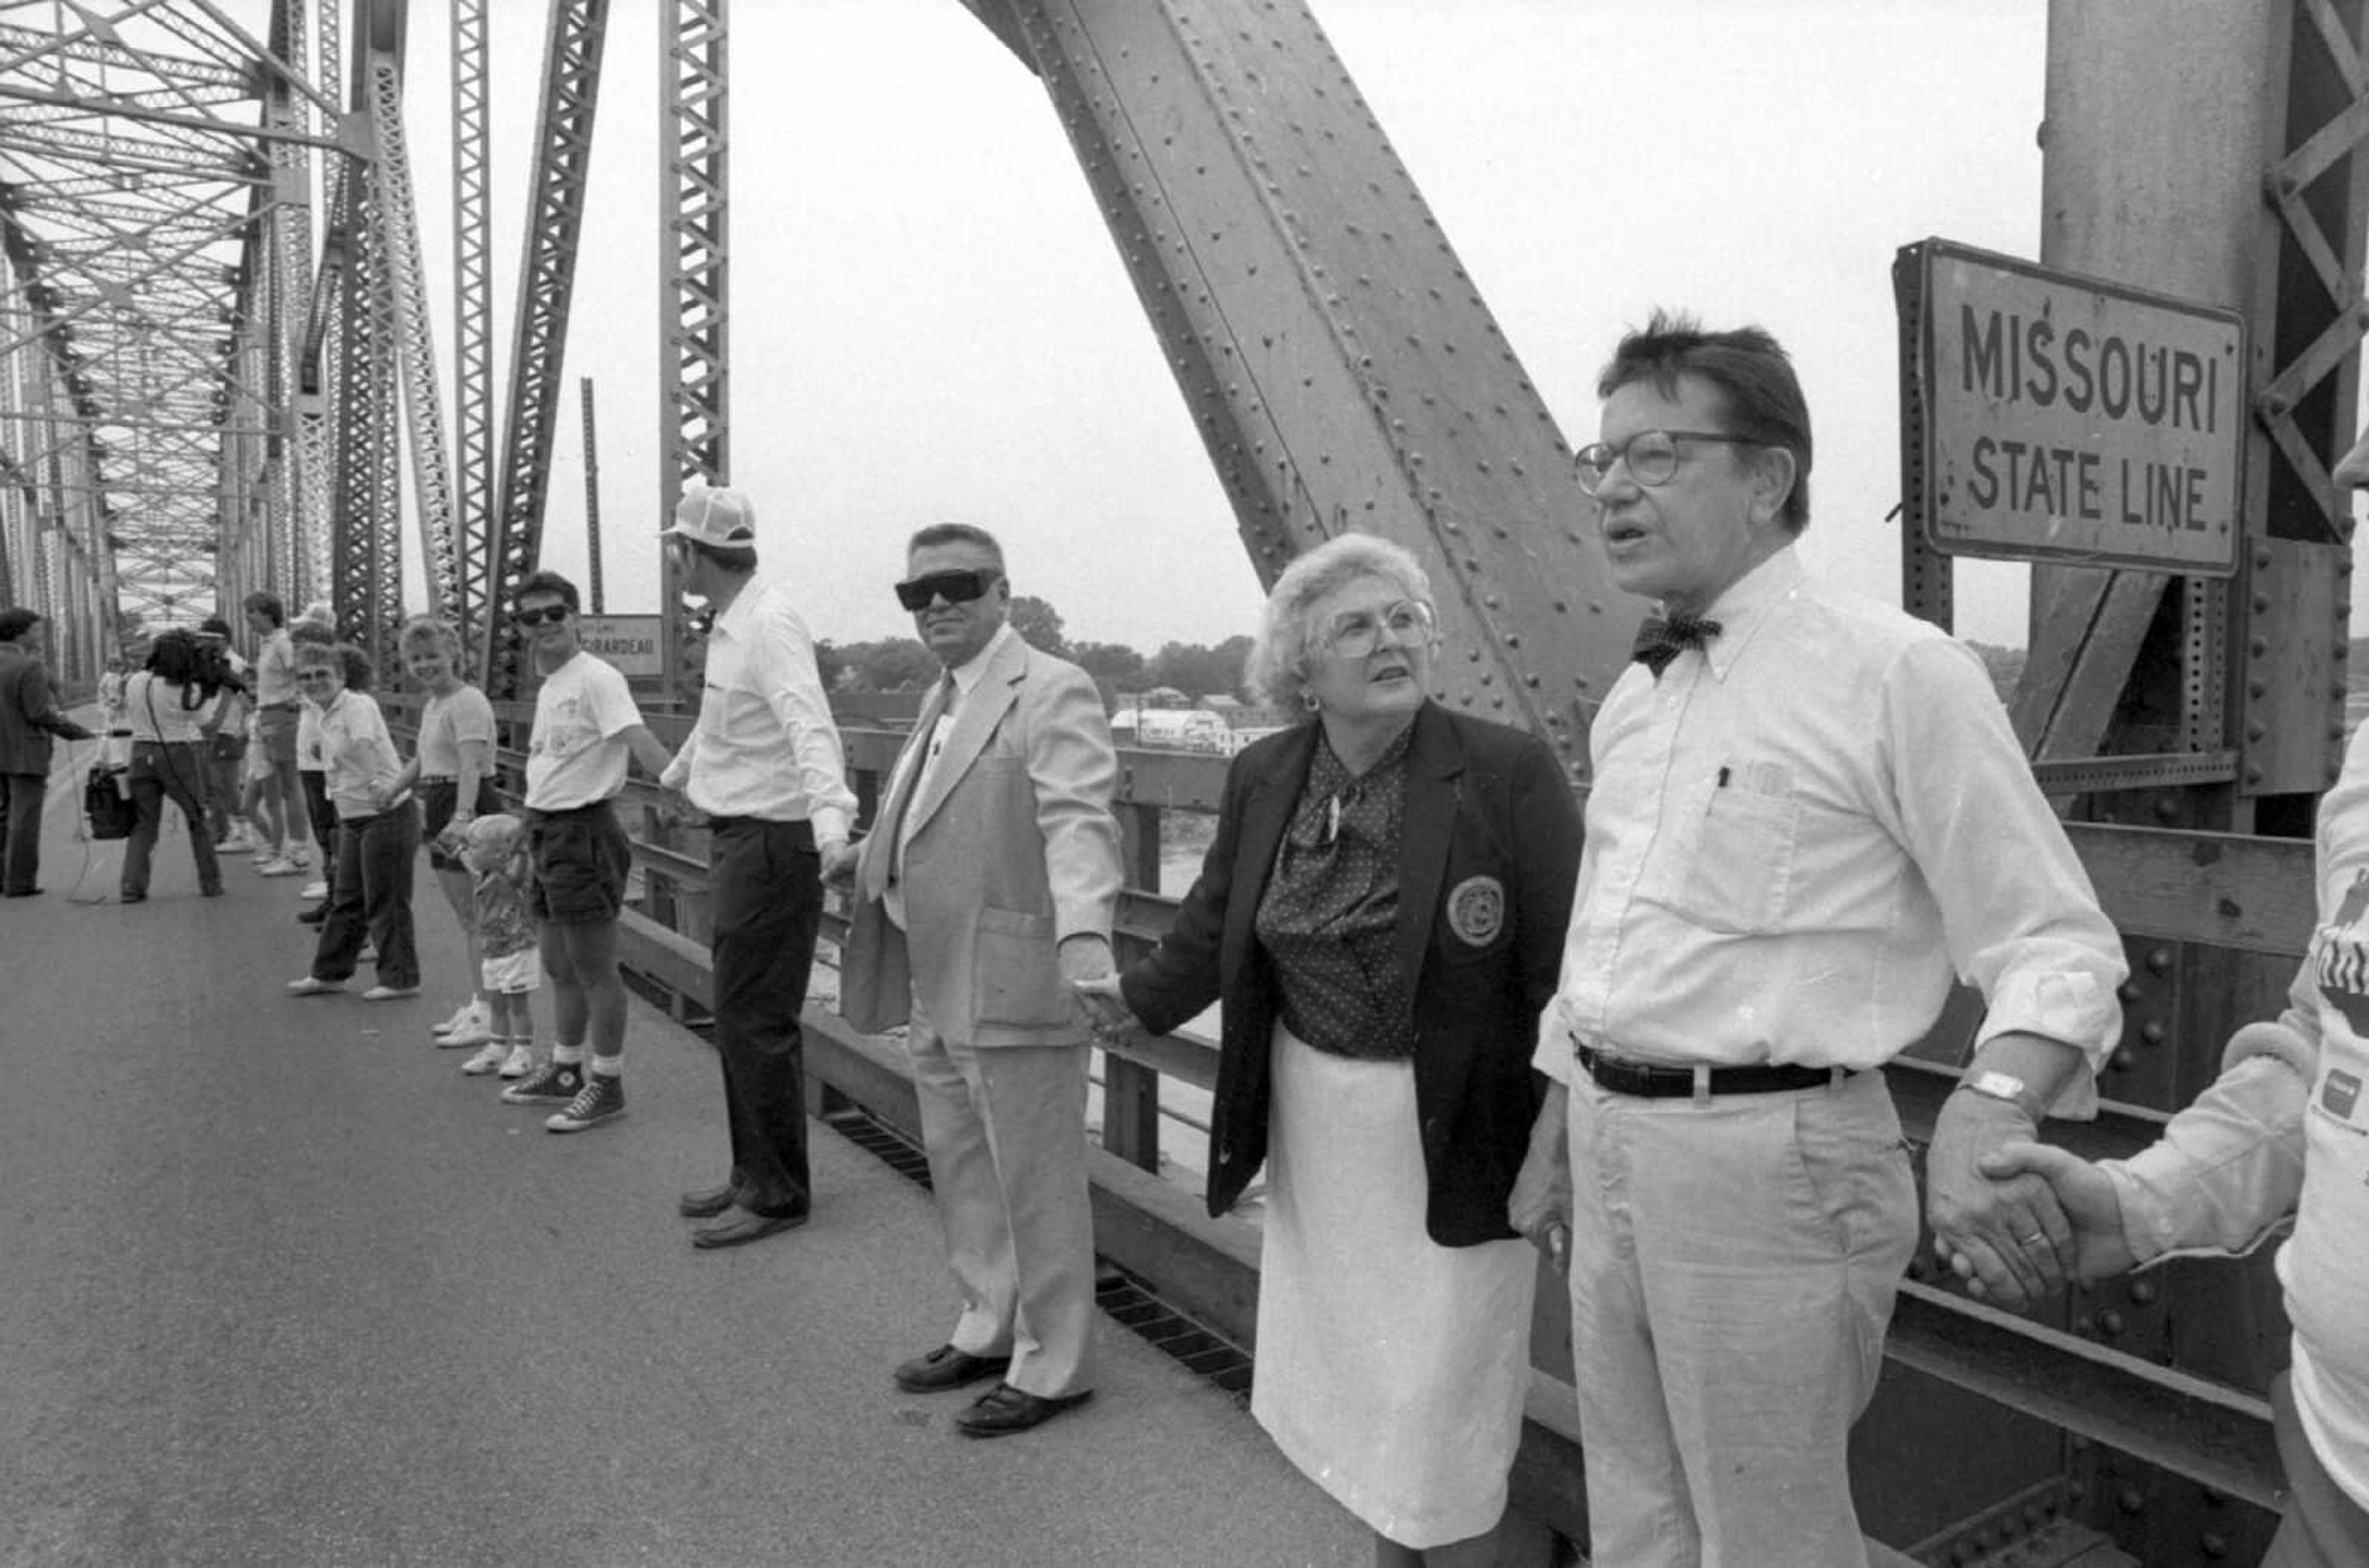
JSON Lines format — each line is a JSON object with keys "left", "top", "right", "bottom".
{"left": 353, "top": 0, "right": 2078, "bottom": 649}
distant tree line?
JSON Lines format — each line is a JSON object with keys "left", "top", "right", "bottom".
{"left": 820, "top": 594, "right": 1257, "bottom": 708}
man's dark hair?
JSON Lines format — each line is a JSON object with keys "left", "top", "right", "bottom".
{"left": 515, "top": 569, "right": 581, "bottom": 613}
{"left": 198, "top": 616, "right": 235, "bottom": 641}
{"left": 1598, "top": 308, "right": 1813, "bottom": 535}
{"left": 679, "top": 536, "right": 758, "bottom": 574}
{"left": 242, "top": 591, "right": 285, "bottom": 627}
{"left": 906, "top": 522, "right": 1006, "bottom": 569}
{"left": 0, "top": 607, "right": 38, "bottom": 644}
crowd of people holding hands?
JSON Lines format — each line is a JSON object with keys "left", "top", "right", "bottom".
{"left": 4, "top": 308, "right": 2364, "bottom": 1566}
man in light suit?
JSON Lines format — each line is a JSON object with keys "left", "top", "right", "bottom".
{"left": 841, "top": 522, "right": 1123, "bottom": 1439}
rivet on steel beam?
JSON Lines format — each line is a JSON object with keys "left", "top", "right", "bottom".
{"left": 2264, "top": 393, "right": 2292, "bottom": 419}
{"left": 2247, "top": 765, "right": 2265, "bottom": 784}
{"left": 2254, "top": 548, "right": 2273, "bottom": 571}
{"left": 2141, "top": 1021, "right": 2167, "bottom": 1046}
{"left": 2246, "top": 676, "right": 2267, "bottom": 699}
{"left": 2146, "top": 947, "right": 2173, "bottom": 975}
{"left": 2247, "top": 721, "right": 2267, "bottom": 741}
{"left": 2117, "top": 983, "right": 2143, "bottom": 1005}
{"left": 2252, "top": 595, "right": 2271, "bottom": 613}
{"left": 2249, "top": 637, "right": 2269, "bottom": 658}
{"left": 1524, "top": 674, "right": 1540, "bottom": 688}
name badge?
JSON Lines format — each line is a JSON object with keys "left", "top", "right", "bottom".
{"left": 2323, "top": 1070, "right": 2361, "bottom": 1121}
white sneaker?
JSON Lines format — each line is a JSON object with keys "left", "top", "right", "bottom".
{"left": 498, "top": 1043, "right": 535, "bottom": 1078}
{"left": 460, "top": 1041, "right": 508, "bottom": 1075}
{"left": 430, "top": 1000, "right": 479, "bottom": 1038}
{"left": 257, "top": 857, "right": 302, "bottom": 878}
{"left": 284, "top": 846, "right": 313, "bottom": 871}
{"left": 441, "top": 1009, "right": 495, "bottom": 1049}
{"left": 299, "top": 880, "right": 329, "bottom": 900}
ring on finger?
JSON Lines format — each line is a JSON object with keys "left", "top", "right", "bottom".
{"left": 2018, "top": 1231, "right": 2047, "bottom": 1246}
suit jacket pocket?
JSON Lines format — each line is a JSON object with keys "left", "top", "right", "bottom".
{"left": 973, "top": 905, "right": 1072, "bottom": 1028}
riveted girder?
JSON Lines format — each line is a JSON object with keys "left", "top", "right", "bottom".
{"left": 968, "top": 0, "right": 1615, "bottom": 778}
{"left": 656, "top": 0, "right": 728, "bottom": 693}
{"left": 481, "top": 0, "right": 611, "bottom": 701}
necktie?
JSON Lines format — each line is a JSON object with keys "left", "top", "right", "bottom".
{"left": 1631, "top": 614, "right": 1722, "bottom": 678}
{"left": 861, "top": 673, "right": 956, "bottom": 902}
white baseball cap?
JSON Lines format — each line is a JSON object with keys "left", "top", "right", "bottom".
{"left": 664, "top": 484, "right": 758, "bottom": 547}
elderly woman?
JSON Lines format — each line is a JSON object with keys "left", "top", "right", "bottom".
{"left": 376, "top": 616, "right": 505, "bottom": 1050}
{"left": 1076, "top": 533, "right": 1581, "bottom": 1565}
{"left": 286, "top": 641, "right": 420, "bottom": 1001}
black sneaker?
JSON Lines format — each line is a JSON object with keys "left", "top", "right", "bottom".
{"left": 546, "top": 1074, "right": 625, "bottom": 1133}
{"left": 500, "top": 1060, "right": 582, "bottom": 1105}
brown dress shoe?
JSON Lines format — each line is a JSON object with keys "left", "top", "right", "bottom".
{"left": 677, "top": 1184, "right": 735, "bottom": 1219}
{"left": 954, "top": 1382, "right": 1093, "bottom": 1438}
{"left": 892, "top": 1344, "right": 1011, "bottom": 1394}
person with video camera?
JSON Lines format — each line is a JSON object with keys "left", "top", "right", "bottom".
{"left": 120, "top": 627, "right": 232, "bottom": 902}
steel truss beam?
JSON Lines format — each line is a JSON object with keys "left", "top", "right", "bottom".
{"left": 656, "top": 0, "right": 727, "bottom": 694}
{"left": 2012, "top": 0, "right": 2367, "bottom": 825}
{"left": 970, "top": 0, "right": 1612, "bottom": 780}
{"left": 481, "top": 0, "right": 610, "bottom": 700}
{"left": 449, "top": 0, "right": 491, "bottom": 642}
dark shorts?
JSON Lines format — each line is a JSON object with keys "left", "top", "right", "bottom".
{"left": 527, "top": 801, "right": 630, "bottom": 926}
{"left": 255, "top": 703, "right": 300, "bottom": 764}
{"left": 420, "top": 777, "right": 505, "bottom": 872}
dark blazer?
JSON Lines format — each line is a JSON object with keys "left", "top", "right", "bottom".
{"left": 1120, "top": 700, "right": 1582, "bottom": 1247}
{"left": 0, "top": 646, "right": 90, "bottom": 775}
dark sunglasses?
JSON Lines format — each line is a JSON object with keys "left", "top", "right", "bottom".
{"left": 514, "top": 604, "right": 573, "bottom": 626}
{"left": 894, "top": 569, "right": 1001, "bottom": 612}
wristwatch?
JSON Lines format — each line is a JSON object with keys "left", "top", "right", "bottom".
{"left": 1959, "top": 1068, "right": 2043, "bottom": 1124}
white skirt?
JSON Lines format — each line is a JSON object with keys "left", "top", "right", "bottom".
{"left": 1252, "top": 1024, "right": 1537, "bottom": 1548}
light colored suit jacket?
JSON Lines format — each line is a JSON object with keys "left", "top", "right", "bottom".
{"left": 841, "top": 632, "right": 1122, "bottom": 1047}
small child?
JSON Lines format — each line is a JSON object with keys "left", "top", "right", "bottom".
{"left": 459, "top": 814, "right": 539, "bottom": 1078}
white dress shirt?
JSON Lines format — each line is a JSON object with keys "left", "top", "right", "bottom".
{"left": 658, "top": 577, "right": 855, "bottom": 846}
{"left": 1535, "top": 547, "right": 2125, "bottom": 1115}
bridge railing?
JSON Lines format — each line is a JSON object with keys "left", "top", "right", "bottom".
{"left": 384, "top": 691, "right": 2304, "bottom": 1559}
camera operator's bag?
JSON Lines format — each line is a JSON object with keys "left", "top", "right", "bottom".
{"left": 85, "top": 765, "right": 135, "bottom": 841}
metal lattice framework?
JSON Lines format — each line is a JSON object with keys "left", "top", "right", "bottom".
{"left": 448, "top": 0, "right": 491, "bottom": 641}
{"left": 0, "top": 4, "right": 338, "bottom": 651}
{"left": 481, "top": 0, "right": 610, "bottom": 700}
{"left": 655, "top": 0, "right": 727, "bottom": 692}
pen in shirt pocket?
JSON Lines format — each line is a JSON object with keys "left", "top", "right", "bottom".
{"left": 1716, "top": 766, "right": 1730, "bottom": 788}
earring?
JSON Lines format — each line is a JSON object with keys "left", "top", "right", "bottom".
{"left": 1302, "top": 691, "right": 1321, "bottom": 713}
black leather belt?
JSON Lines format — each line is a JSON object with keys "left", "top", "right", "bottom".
{"left": 1577, "top": 1044, "right": 1851, "bottom": 1098}
{"left": 705, "top": 815, "right": 815, "bottom": 849}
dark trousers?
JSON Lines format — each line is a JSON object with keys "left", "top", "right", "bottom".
{"left": 123, "top": 743, "right": 221, "bottom": 898}
{"left": 310, "top": 808, "right": 419, "bottom": 988}
{"left": 1, "top": 772, "right": 44, "bottom": 894}
{"left": 709, "top": 817, "right": 824, "bottom": 1217}
{"left": 301, "top": 769, "right": 337, "bottom": 899}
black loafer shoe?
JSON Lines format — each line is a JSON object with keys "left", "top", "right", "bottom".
{"left": 954, "top": 1382, "right": 1093, "bottom": 1438}
{"left": 678, "top": 1184, "right": 735, "bottom": 1219}
{"left": 893, "top": 1344, "right": 1012, "bottom": 1394}
{"left": 690, "top": 1209, "right": 808, "bottom": 1250}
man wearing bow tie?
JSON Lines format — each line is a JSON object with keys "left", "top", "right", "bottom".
{"left": 1507, "top": 311, "right": 2128, "bottom": 1566}
{"left": 840, "top": 523, "right": 1123, "bottom": 1439}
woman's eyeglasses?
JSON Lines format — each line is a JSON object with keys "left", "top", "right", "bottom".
{"left": 1325, "top": 600, "right": 1436, "bottom": 658}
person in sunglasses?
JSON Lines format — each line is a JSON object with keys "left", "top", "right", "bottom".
{"left": 1071, "top": 531, "right": 1582, "bottom": 1564}
{"left": 1506, "top": 312, "right": 2127, "bottom": 1566}
{"left": 840, "top": 524, "right": 1123, "bottom": 1439}
{"left": 654, "top": 484, "right": 857, "bottom": 1249}
{"left": 498, "top": 571, "right": 677, "bottom": 1134}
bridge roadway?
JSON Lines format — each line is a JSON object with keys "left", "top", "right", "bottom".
{"left": 0, "top": 730, "right": 1368, "bottom": 1568}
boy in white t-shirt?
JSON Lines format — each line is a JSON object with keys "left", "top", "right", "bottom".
{"left": 495, "top": 571, "right": 675, "bottom": 1133}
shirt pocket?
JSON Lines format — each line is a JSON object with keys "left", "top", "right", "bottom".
{"left": 1652, "top": 785, "right": 1800, "bottom": 935}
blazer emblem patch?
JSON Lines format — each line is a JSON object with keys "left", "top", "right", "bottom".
{"left": 2323, "top": 1070, "right": 2360, "bottom": 1121}
{"left": 1447, "top": 875, "right": 1505, "bottom": 947}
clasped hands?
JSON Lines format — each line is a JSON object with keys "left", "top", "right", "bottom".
{"left": 1063, "top": 943, "right": 1142, "bottom": 1046}
{"left": 1926, "top": 1093, "right": 2132, "bottom": 1310}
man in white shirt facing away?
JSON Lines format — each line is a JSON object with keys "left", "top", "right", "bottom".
{"left": 657, "top": 484, "right": 857, "bottom": 1249}
{"left": 1508, "top": 310, "right": 2128, "bottom": 1567}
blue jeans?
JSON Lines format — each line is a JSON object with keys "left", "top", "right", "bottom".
{"left": 122, "top": 742, "right": 221, "bottom": 898}
{"left": 308, "top": 808, "right": 419, "bottom": 988}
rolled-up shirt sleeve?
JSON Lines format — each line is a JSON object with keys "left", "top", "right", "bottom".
{"left": 1882, "top": 637, "right": 2127, "bottom": 1114}
{"left": 752, "top": 613, "right": 855, "bottom": 847}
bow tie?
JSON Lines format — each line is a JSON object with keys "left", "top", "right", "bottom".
{"left": 1631, "top": 614, "right": 1722, "bottom": 677}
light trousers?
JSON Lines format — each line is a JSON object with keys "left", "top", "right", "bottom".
{"left": 904, "top": 988, "right": 1097, "bottom": 1400}
{"left": 1565, "top": 1066, "right": 1917, "bottom": 1568}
